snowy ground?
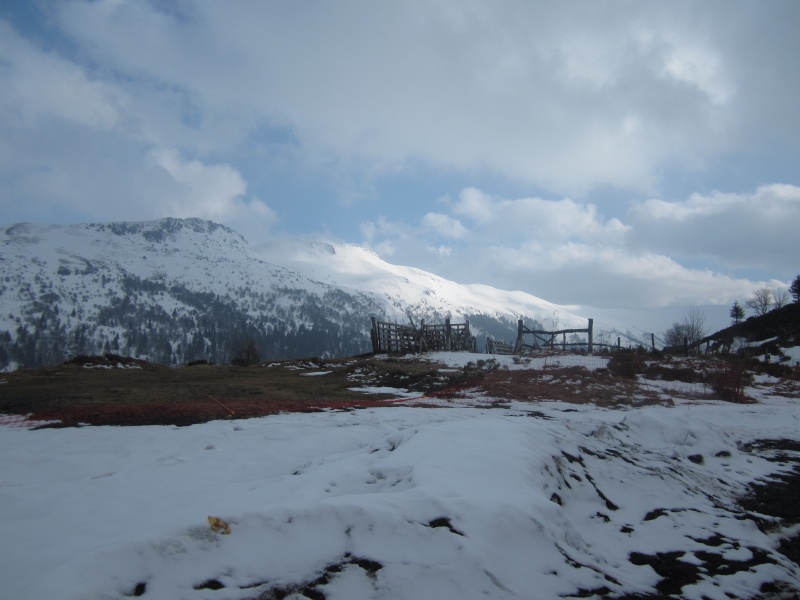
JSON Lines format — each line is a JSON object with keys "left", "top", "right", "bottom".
{"left": 2, "top": 353, "right": 800, "bottom": 599}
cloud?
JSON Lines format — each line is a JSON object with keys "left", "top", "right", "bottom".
{"left": 360, "top": 186, "right": 789, "bottom": 309}
{"left": 0, "top": 20, "right": 123, "bottom": 130}
{"left": 451, "top": 188, "right": 629, "bottom": 243}
{"left": 487, "top": 242, "right": 763, "bottom": 308}
{"left": 663, "top": 43, "right": 732, "bottom": 106}
{"left": 150, "top": 149, "right": 247, "bottom": 217}
{"left": 0, "top": 15, "right": 277, "bottom": 242}
{"left": 45, "top": 0, "right": 785, "bottom": 196}
{"left": 149, "top": 148, "right": 277, "bottom": 242}
{"left": 427, "top": 245, "right": 453, "bottom": 257}
{"left": 360, "top": 216, "right": 412, "bottom": 244}
{"left": 1, "top": 2, "right": 798, "bottom": 314}
{"left": 4, "top": 2, "right": 798, "bottom": 203}
{"left": 628, "top": 184, "right": 800, "bottom": 270}
{"left": 422, "top": 213, "right": 468, "bottom": 239}
{"left": 451, "top": 188, "right": 495, "bottom": 224}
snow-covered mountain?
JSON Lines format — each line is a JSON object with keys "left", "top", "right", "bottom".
{"left": 256, "top": 238, "right": 587, "bottom": 325}
{"left": 1, "top": 217, "right": 657, "bottom": 370}
{"left": 255, "top": 239, "right": 735, "bottom": 341}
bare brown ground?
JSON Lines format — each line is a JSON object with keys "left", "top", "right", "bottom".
{"left": 0, "top": 354, "right": 476, "bottom": 427}
{"left": 448, "top": 365, "right": 667, "bottom": 407}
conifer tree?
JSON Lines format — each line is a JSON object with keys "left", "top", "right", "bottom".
{"left": 729, "top": 300, "right": 745, "bottom": 325}
{"left": 791, "top": 274, "right": 800, "bottom": 303}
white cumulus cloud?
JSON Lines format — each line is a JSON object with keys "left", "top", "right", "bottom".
{"left": 628, "top": 184, "right": 800, "bottom": 269}
{"left": 150, "top": 148, "right": 276, "bottom": 242}
{"left": 422, "top": 213, "right": 469, "bottom": 239}
{"left": 360, "top": 186, "right": 790, "bottom": 309}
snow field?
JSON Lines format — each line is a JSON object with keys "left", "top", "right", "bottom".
{"left": 2, "top": 400, "right": 799, "bottom": 599}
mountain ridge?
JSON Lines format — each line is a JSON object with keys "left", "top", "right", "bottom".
{"left": 1, "top": 217, "right": 669, "bottom": 370}
{"left": 255, "top": 237, "right": 588, "bottom": 325}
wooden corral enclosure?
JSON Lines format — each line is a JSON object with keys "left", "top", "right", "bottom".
{"left": 370, "top": 317, "right": 477, "bottom": 354}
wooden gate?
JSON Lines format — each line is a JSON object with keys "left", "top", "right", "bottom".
{"left": 512, "top": 319, "right": 594, "bottom": 354}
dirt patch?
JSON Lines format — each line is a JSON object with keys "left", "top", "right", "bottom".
{"left": 445, "top": 364, "right": 668, "bottom": 407}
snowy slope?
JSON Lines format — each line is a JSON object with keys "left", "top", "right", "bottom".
{"left": 256, "top": 238, "right": 588, "bottom": 327}
{"left": 2, "top": 395, "right": 798, "bottom": 599}
{"left": 1, "top": 219, "right": 324, "bottom": 313}
{"left": 256, "top": 239, "right": 741, "bottom": 344}
{"left": 0, "top": 219, "right": 385, "bottom": 366}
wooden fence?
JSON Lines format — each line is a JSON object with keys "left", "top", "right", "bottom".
{"left": 494, "top": 318, "right": 656, "bottom": 355}
{"left": 370, "top": 317, "right": 476, "bottom": 354}
{"left": 513, "top": 318, "right": 595, "bottom": 354}
{"left": 372, "top": 316, "right": 655, "bottom": 356}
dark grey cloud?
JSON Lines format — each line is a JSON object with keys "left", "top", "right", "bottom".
{"left": 41, "top": 0, "right": 796, "bottom": 194}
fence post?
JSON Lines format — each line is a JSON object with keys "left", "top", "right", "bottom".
{"left": 514, "top": 319, "right": 523, "bottom": 353}
{"left": 587, "top": 318, "right": 593, "bottom": 354}
{"left": 651, "top": 333, "right": 655, "bottom": 352}
{"left": 370, "top": 317, "right": 379, "bottom": 353}
{"left": 445, "top": 317, "right": 451, "bottom": 351}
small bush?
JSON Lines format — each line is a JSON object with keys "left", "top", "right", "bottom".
{"left": 65, "top": 354, "right": 102, "bottom": 365}
{"left": 230, "top": 334, "right": 261, "bottom": 367}
{"left": 464, "top": 358, "right": 499, "bottom": 372}
{"left": 607, "top": 351, "right": 643, "bottom": 379}
{"left": 642, "top": 364, "right": 702, "bottom": 384}
{"left": 708, "top": 360, "right": 753, "bottom": 403}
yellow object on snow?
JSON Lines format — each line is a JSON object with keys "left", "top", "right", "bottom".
{"left": 208, "top": 515, "right": 231, "bottom": 534}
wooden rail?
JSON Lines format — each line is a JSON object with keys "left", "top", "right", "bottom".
{"left": 485, "top": 337, "right": 515, "bottom": 355}
{"left": 513, "top": 319, "right": 594, "bottom": 354}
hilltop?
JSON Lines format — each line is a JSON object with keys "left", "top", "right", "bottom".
{"left": 701, "top": 302, "right": 800, "bottom": 365}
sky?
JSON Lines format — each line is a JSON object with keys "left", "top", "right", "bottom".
{"left": 1, "top": 1, "right": 799, "bottom": 310}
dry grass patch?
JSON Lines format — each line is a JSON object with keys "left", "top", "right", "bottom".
{"left": 436, "top": 364, "right": 667, "bottom": 407}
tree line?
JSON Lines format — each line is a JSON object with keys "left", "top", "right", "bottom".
{"left": 663, "top": 274, "right": 800, "bottom": 351}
